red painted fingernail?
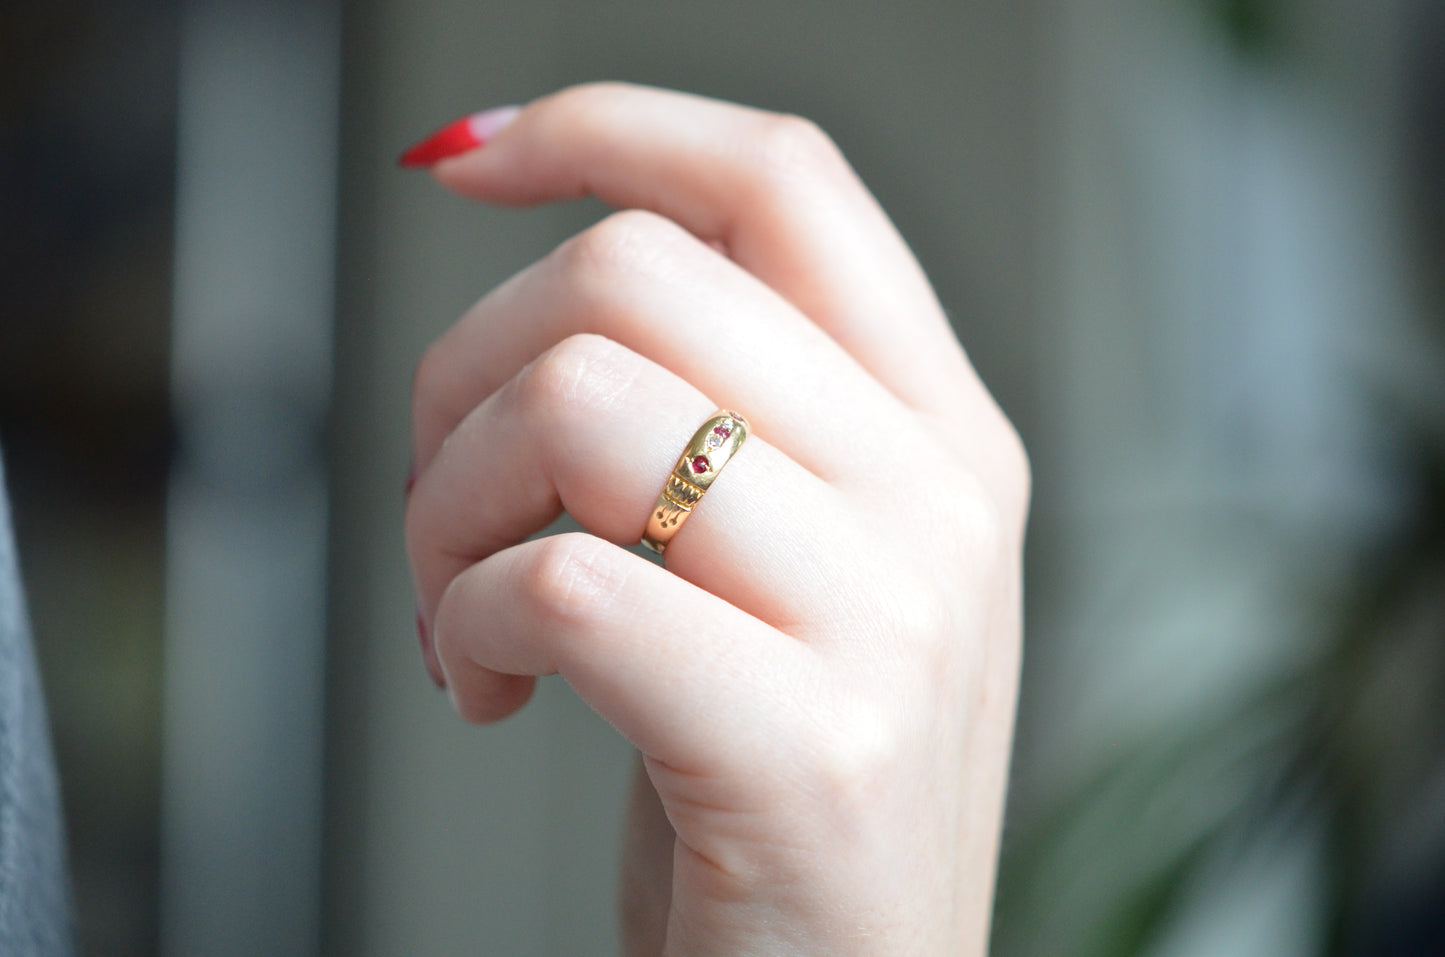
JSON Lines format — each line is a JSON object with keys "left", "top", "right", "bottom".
{"left": 397, "top": 106, "right": 521, "bottom": 168}
{"left": 416, "top": 610, "right": 446, "bottom": 689}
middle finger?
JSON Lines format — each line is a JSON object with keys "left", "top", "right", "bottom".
{"left": 410, "top": 209, "right": 908, "bottom": 482}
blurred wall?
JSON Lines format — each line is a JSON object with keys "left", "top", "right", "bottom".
{"left": 0, "top": 2, "right": 178, "bottom": 953}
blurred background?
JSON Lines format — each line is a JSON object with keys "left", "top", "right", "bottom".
{"left": 1, "top": 0, "right": 1441, "bottom": 954}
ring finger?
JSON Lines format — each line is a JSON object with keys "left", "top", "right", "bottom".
{"left": 405, "top": 332, "right": 870, "bottom": 640}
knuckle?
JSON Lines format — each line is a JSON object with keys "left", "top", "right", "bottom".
{"left": 558, "top": 208, "right": 687, "bottom": 282}
{"left": 933, "top": 411, "right": 1030, "bottom": 558}
{"left": 511, "top": 332, "right": 633, "bottom": 421}
{"left": 519, "top": 533, "right": 612, "bottom": 631}
{"left": 808, "top": 697, "right": 901, "bottom": 814}
{"left": 543, "top": 80, "right": 637, "bottom": 124}
{"left": 910, "top": 472, "right": 1011, "bottom": 588}
{"left": 747, "top": 113, "right": 849, "bottom": 191}
{"left": 884, "top": 573, "right": 954, "bottom": 648}
{"left": 967, "top": 410, "right": 1031, "bottom": 538}
{"left": 951, "top": 482, "right": 1009, "bottom": 569}
{"left": 1000, "top": 422, "right": 1032, "bottom": 529}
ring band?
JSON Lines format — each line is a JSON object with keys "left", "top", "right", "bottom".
{"left": 642, "top": 410, "right": 750, "bottom": 554}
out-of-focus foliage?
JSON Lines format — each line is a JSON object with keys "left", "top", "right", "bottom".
{"left": 992, "top": 2, "right": 1445, "bottom": 955}
{"left": 1203, "top": 0, "right": 1286, "bottom": 58}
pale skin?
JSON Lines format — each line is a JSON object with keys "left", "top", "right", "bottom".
{"left": 404, "top": 83, "right": 1028, "bottom": 956}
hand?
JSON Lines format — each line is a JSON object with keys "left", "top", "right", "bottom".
{"left": 404, "top": 83, "right": 1028, "bottom": 956}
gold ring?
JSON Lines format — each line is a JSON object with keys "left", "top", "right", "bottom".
{"left": 642, "top": 410, "right": 750, "bottom": 554}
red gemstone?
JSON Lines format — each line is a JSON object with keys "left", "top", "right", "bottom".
{"left": 690, "top": 455, "right": 709, "bottom": 474}
{"left": 713, "top": 424, "right": 732, "bottom": 439}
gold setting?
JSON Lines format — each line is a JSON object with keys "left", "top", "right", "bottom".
{"left": 641, "top": 410, "right": 749, "bottom": 554}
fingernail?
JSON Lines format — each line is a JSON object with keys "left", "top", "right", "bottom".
{"left": 416, "top": 609, "right": 446, "bottom": 689}
{"left": 397, "top": 106, "right": 522, "bottom": 168}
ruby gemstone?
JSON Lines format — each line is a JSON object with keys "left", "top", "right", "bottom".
{"left": 690, "top": 455, "right": 709, "bottom": 474}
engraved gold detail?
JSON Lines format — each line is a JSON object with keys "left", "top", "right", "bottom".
{"left": 641, "top": 410, "right": 749, "bottom": 554}
{"left": 662, "top": 474, "right": 706, "bottom": 510}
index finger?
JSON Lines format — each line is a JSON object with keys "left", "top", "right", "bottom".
{"left": 406, "top": 82, "right": 983, "bottom": 414}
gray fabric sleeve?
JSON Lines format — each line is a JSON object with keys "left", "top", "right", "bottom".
{"left": 0, "top": 449, "right": 76, "bottom": 956}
